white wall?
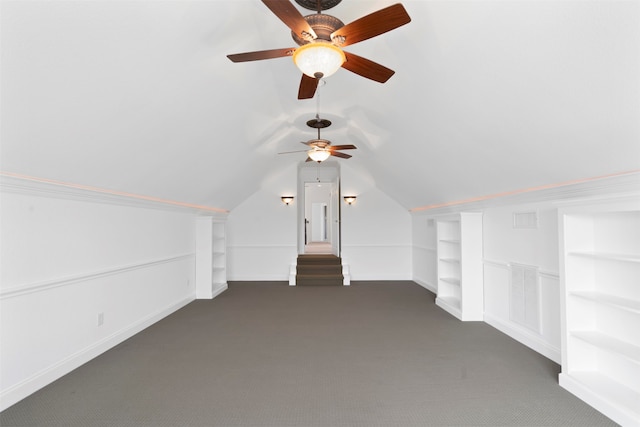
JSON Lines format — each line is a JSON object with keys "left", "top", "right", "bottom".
{"left": 226, "top": 164, "right": 298, "bottom": 281}
{"left": 340, "top": 164, "right": 412, "bottom": 280}
{"left": 481, "top": 203, "right": 561, "bottom": 362}
{"left": 411, "top": 216, "right": 437, "bottom": 293}
{"left": 0, "top": 191, "right": 200, "bottom": 410}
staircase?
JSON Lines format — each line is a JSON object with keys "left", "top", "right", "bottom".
{"left": 296, "top": 254, "right": 344, "bottom": 286}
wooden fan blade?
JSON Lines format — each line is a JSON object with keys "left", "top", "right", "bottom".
{"left": 298, "top": 74, "right": 319, "bottom": 99}
{"left": 329, "top": 144, "right": 357, "bottom": 151}
{"left": 330, "top": 151, "right": 352, "bottom": 159}
{"left": 342, "top": 51, "right": 395, "bottom": 83}
{"left": 331, "top": 3, "right": 411, "bottom": 48}
{"left": 227, "top": 48, "right": 295, "bottom": 63}
{"left": 278, "top": 150, "right": 309, "bottom": 154}
{"left": 305, "top": 157, "right": 314, "bottom": 162}
{"left": 262, "top": 0, "right": 317, "bottom": 41}
{"left": 300, "top": 140, "right": 313, "bottom": 146}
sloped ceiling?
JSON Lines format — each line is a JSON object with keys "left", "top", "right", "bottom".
{"left": 1, "top": 0, "right": 638, "bottom": 211}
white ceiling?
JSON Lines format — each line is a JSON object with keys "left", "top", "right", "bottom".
{"left": 1, "top": 0, "right": 638, "bottom": 211}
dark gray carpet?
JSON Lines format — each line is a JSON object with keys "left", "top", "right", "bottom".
{"left": 1, "top": 281, "right": 616, "bottom": 426}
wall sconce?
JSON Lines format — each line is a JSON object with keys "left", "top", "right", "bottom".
{"left": 343, "top": 196, "right": 357, "bottom": 205}
{"left": 281, "top": 196, "right": 294, "bottom": 205}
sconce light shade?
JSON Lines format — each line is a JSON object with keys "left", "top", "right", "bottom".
{"left": 343, "top": 196, "right": 357, "bottom": 205}
{"left": 293, "top": 41, "right": 346, "bottom": 79}
{"left": 308, "top": 149, "right": 331, "bottom": 162}
{"left": 281, "top": 196, "right": 294, "bottom": 205}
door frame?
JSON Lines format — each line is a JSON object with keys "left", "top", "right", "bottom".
{"left": 297, "top": 162, "right": 341, "bottom": 256}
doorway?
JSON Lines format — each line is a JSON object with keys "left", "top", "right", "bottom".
{"left": 305, "top": 183, "right": 332, "bottom": 254}
{"left": 297, "top": 162, "right": 341, "bottom": 256}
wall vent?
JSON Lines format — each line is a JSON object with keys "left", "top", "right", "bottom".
{"left": 509, "top": 263, "right": 541, "bottom": 333}
{"left": 427, "top": 218, "right": 435, "bottom": 227}
{"left": 513, "top": 211, "right": 538, "bottom": 229}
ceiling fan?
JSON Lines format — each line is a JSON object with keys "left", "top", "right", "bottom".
{"left": 279, "top": 115, "right": 357, "bottom": 162}
{"left": 227, "top": 0, "right": 411, "bottom": 99}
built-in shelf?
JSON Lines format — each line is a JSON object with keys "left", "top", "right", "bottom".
{"left": 559, "top": 200, "right": 640, "bottom": 426}
{"left": 196, "top": 217, "right": 227, "bottom": 299}
{"left": 572, "top": 331, "right": 640, "bottom": 364}
{"left": 569, "top": 251, "right": 640, "bottom": 263}
{"left": 212, "top": 221, "right": 227, "bottom": 291}
{"left": 571, "top": 291, "right": 640, "bottom": 314}
{"left": 440, "top": 277, "right": 461, "bottom": 286}
{"left": 435, "top": 213, "right": 483, "bottom": 321}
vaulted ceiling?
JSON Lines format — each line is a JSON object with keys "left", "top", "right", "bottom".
{"left": 2, "top": 0, "right": 638, "bottom": 211}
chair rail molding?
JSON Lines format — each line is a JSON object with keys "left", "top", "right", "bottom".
{"left": 1, "top": 254, "right": 195, "bottom": 299}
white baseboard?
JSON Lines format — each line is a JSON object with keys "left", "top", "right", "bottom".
{"left": 413, "top": 278, "right": 436, "bottom": 294}
{"left": 0, "top": 297, "right": 193, "bottom": 411}
{"left": 484, "top": 313, "right": 560, "bottom": 363}
{"left": 226, "top": 275, "right": 289, "bottom": 281}
{"left": 559, "top": 373, "right": 639, "bottom": 426}
{"left": 211, "top": 283, "right": 228, "bottom": 298}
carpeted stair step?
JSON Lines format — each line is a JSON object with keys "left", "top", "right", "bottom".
{"left": 296, "top": 254, "right": 343, "bottom": 286}
{"left": 296, "top": 264, "right": 342, "bottom": 275}
{"left": 296, "top": 274, "right": 344, "bottom": 286}
{"left": 297, "top": 254, "right": 342, "bottom": 265}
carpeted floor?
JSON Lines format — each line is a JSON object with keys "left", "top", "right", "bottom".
{"left": 0, "top": 281, "right": 616, "bottom": 426}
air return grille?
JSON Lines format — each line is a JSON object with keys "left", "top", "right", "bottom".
{"left": 513, "top": 211, "right": 538, "bottom": 229}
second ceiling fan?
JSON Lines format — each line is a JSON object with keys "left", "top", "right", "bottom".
{"left": 279, "top": 115, "right": 357, "bottom": 162}
{"left": 227, "top": 0, "right": 411, "bottom": 99}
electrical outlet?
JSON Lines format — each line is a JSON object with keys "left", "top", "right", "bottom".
{"left": 97, "top": 312, "right": 104, "bottom": 326}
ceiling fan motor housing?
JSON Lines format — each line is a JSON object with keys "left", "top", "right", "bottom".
{"left": 292, "top": 14, "right": 344, "bottom": 45}
{"left": 308, "top": 139, "right": 331, "bottom": 148}
{"left": 294, "top": 0, "right": 342, "bottom": 11}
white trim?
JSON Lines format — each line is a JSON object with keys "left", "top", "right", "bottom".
{"left": 1, "top": 254, "right": 195, "bottom": 299}
{"left": 227, "top": 244, "right": 298, "bottom": 249}
{"left": 484, "top": 312, "right": 561, "bottom": 363}
{"left": 559, "top": 373, "right": 639, "bottom": 427}
{"left": 483, "top": 259, "right": 510, "bottom": 270}
{"left": 413, "top": 278, "right": 437, "bottom": 294}
{"left": 342, "top": 264, "right": 350, "bottom": 286}
{"left": 226, "top": 275, "right": 290, "bottom": 281}
{"left": 211, "top": 283, "right": 228, "bottom": 298}
{"left": 0, "top": 297, "right": 193, "bottom": 412}
{"left": 539, "top": 270, "right": 560, "bottom": 280}
{"left": 483, "top": 259, "right": 559, "bottom": 279}
{"left": 0, "top": 173, "right": 228, "bottom": 217}
{"left": 412, "top": 245, "right": 437, "bottom": 252}
{"left": 410, "top": 171, "right": 640, "bottom": 216}
{"left": 289, "top": 264, "right": 297, "bottom": 286}
{"left": 342, "top": 244, "right": 411, "bottom": 248}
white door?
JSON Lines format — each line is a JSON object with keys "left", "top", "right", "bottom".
{"left": 311, "top": 202, "right": 327, "bottom": 242}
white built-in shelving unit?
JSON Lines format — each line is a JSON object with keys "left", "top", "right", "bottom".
{"left": 196, "top": 217, "right": 227, "bottom": 299}
{"left": 558, "top": 200, "right": 640, "bottom": 426}
{"left": 435, "top": 212, "right": 483, "bottom": 321}
{"left": 212, "top": 220, "right": 227, "bottom": 290}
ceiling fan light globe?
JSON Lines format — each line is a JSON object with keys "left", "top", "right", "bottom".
{"left": 293, "top": 42, "right": 345, "bottom": 79}
{"left": 308, "top": 149, "right": 331, "bottom": 162}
